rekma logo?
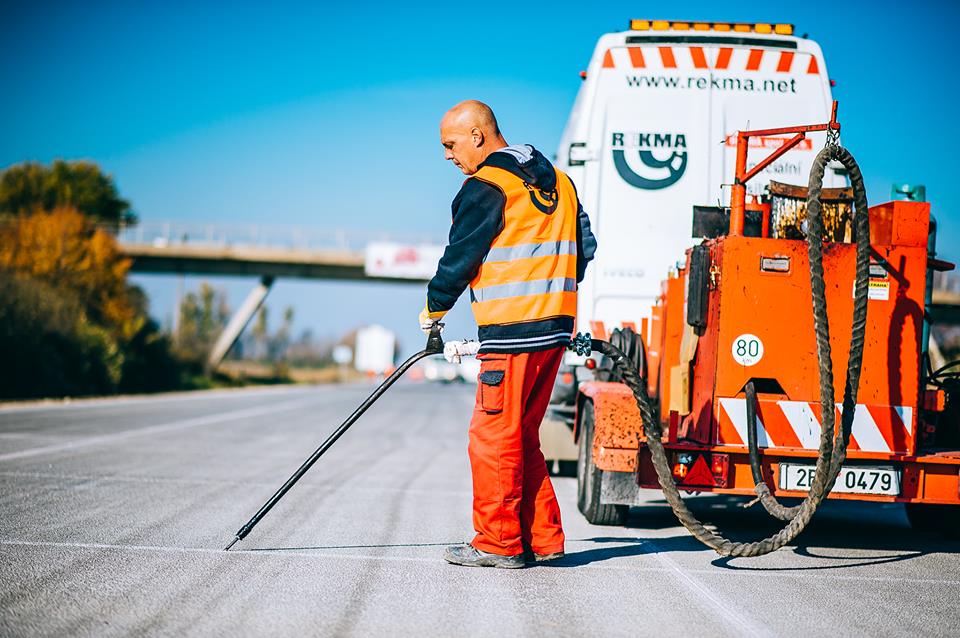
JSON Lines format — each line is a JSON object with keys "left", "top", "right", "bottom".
{"left": 523, "top": 182, "right": 558, "bottom": 214}
{"left": 611, "top": 132, "right": 688, "bottom": 190}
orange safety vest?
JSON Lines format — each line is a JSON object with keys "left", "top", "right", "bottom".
{"left": 468, "top": 165, "right": 579, "bottom": 328}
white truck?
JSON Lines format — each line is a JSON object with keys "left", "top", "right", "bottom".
{"left": 354, "top": 324, "right": 397, "bottom": 375}
{"left": 544, "top": 19, "right": 845, "bottom": 465}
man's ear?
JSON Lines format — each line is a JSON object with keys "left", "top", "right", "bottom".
{"left": 471, "top": 126, "right": 484, "bottom": 148}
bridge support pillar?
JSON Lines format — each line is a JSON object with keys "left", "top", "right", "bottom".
{"left": 205, "top": 275, "right": 275, "bottom": 374}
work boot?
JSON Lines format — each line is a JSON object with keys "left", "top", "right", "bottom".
{"left": 523, "top": 549, "right": 565, "bottom": 564}
{"left": 443, "top": 544, "right": 524, "bottom": 569}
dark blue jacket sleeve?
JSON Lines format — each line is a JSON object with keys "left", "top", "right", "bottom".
{"left": 572, "top": 187, "right": 596, "bottom": 282}
{"left": 576, "top": 204, "right": 597, "bottom": 282}
{"left": 426, "top": 179, "right": 505, "bottom": 313}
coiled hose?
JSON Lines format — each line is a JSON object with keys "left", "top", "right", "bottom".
{"left": 592, "top": 144, "right": 871, "bottom": 556}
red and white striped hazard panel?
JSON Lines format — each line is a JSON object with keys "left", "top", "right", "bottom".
{"left": 602, "top": 47, "right": 821, "bottom": 74}
{"left": 717, "top": 398, "right": 914, "bottom": 454}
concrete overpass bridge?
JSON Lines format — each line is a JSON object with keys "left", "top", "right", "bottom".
{"left": 117, "top": 221, "right": 960, "bottom": 372}
{"left": 119, "top": 222, "right": 443, "bottom": 280}
{"left": 117, "top": 222, "right": 445, "bottom": 371}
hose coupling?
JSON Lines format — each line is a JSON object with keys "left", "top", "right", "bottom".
{"left": 568, "top": 332, "right": 593, "bottom": 356}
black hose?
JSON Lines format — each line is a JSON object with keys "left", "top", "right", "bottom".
{"left": 224, "top": 324, "right": 445, "bottom": 550}
{"left": 590, "top": 144, "right": 871, "bottom": 556}
{"left": 746, "top": 381, "right": 800, "bottom": 520}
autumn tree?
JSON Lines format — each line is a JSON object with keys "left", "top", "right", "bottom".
{"left": 0, "top": 160, "right": 135, "bottom": 226}
{"left": 0, "top": 206, "right": 184, "bottom": 397}
{"left": 0, "top": 206, "right": 139, "bottom": 337}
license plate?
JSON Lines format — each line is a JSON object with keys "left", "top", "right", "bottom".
{"left": 778, "top": 463, "right": 900, "bottom": 496}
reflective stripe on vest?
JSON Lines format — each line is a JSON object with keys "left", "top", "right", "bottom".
{"left": 467, "top": 165, "right": 579, "bottom": 327}
{"left": 483, "top": 240, "right": 577, "bottom": 264}
{"left": 471, "top": 277, "right": 577, "bottom": 303}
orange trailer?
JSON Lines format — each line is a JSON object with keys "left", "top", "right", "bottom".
{"left": 574, "top": 108, "right": 960, "bottom": 530}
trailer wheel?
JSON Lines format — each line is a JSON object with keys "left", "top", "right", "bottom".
{"left": 596, "top": 327, "right": 645, "bottom": 383}
{"left": 576, "top": 401, "right": 629, "bottom": 526}
{"left": 905, "top": 503, "right": 960, "bottom": 538}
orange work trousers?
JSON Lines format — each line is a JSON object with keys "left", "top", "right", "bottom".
{"left": 468, "top": 346, "right": 565, "bottom": 556}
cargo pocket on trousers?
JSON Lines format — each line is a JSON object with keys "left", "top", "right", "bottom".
{"left": 478, "top": 369, "right": 505, "bottom": 414}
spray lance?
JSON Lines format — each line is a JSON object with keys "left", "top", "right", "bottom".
{"left": 223, "top": 323, "right": 480, "bottom": 551}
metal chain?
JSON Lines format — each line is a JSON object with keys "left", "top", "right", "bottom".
{"left": 825, "top": 125, "right": 840, "bottom": 148}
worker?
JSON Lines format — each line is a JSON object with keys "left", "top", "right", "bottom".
{"left": 419, "top": 100, "right": 596, "bottom": 568}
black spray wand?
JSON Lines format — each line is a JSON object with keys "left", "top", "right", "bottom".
{"left": 224, "top": 324, "right": 445, "bottom": 550}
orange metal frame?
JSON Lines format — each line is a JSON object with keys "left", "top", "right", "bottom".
{"left": 729, "top": 100, "right": 839, "bottom": 235}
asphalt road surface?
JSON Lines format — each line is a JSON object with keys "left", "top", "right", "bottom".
{"left": 2, "top": 383, "right": 959, "bottom": 637}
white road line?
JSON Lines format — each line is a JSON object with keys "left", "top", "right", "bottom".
{"left": 0, "top": 539, "right": 677, "bottom": 571}
{"left": 640, "top": 540, "right": 771, "bottom": 638}
{"left": 0, "top": 385, "right": 322, "bottom": 415}
{"left": 5, "top": 539, "right": 956, "bottom": 586}
{"left": 0, "top": 539, "right": 436, "bottom": 563}
{"left": 0, "top": 397, "right": 317, "bottom": 462}
{"left": 0, "top": 470, "right": 473, "bottom": 496}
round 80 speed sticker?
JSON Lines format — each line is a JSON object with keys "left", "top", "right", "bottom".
{"left": 732, "top": 334, "right": 764, "bottom": 366}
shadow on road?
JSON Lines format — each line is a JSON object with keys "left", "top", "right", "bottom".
{"left": 246, "top": 494, "right": 959, "bottom": 571}
{"left": 248, "top": 541, "right": 459, "bottom": 552}
{"left": 620, "top": 492, "right": 960, "bottom": 571}
{"left": 540, "top": 534, "right": 703, "bottom": 568}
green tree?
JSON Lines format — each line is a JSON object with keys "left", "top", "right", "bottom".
{"left": 0, "top": 160, "right": 136, "bottom": 226}
{"left": 0, "top": 208, "right": 190, "bottom": 397}
{"left": 0, "top": 273, "right": 122, "bottom": 398}
{"left": 269, "top": 306, "right": 295, "bottom": 360}
{"left": 176, "top": 283, "right": 230, "bottom": 360}
{"left": 252, "top": 305, "right": 269, "bottom": 360}
{"left": 0, "top": 163, "right": 191, "bottom": 398}
{"left": 119, "top": 287, "right": 184, "bottom": 393}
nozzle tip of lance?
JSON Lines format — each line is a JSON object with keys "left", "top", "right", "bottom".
{"left": 224, "top": 536, "right": 240, "bottom": 551}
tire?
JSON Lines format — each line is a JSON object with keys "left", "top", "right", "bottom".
{"left": 596, "top": 327, "right": 645, "bottom": 384}
{"left": 905, "top": 503, "right": 960, "bottom": 539}
{"left": 576, "top": 401, "right": 629, "bottom": 526}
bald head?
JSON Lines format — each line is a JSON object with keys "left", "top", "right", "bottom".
{"left": 440, "top": 100, "right": 508, "bottom": 175}
{"left": 442, "top": 100, "right": 501, "bottom": 137}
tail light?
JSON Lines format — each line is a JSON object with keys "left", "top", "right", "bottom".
{"left": 672, "top": 452, "right": 729, "bottom": 488}
{"left": 711, "top": 454, "right": 730, "bottom": 488}
{"left": 673, "top": 453, "right": 694, "bottom": 479}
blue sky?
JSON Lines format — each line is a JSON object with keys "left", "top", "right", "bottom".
{"left": 3, "top": 1, "right": 958, "bottom": 356}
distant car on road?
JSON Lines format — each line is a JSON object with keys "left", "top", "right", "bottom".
{"left": 421, "top": 356, "right": 461, "bottom": 383}
{"left": 419, "top": 355, "right": 481, "bottom": 384}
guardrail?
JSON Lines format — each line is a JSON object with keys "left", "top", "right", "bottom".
{"left": 113, "top": 221, "right": 444, "bottom": 253}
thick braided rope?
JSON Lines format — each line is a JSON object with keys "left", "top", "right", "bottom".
{"left": 592, "top": 144, "right": 871, "bottom": 556}
{"left": 751, "top": 145, "right": 872, "bottom": 520}
{"left": 597, "top": 339, "right": 833, "bottom": 556}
